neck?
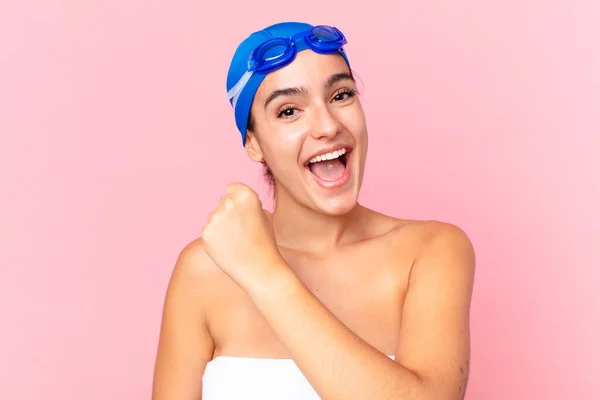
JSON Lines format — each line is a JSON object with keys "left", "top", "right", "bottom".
{"left": 271, "top": 189, "right": 365, "bottom": 254}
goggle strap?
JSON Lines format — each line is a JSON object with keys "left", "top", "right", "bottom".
{"left": 226, "top": 70, "right": 254, "bottom": 108}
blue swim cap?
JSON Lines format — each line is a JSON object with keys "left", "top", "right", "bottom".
{"left": 226, "top": 22, "right": 351, "bottom": 145}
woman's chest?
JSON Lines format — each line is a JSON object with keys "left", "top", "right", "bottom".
{"left": 209, "top": 245, "right": 414, "bottom": 358}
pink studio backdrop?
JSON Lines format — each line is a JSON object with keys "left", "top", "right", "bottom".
{"left": 1, "top": 1, "right": 598, "bottom": 399}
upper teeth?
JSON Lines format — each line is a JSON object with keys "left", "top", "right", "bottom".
{"left": 308, "top": 148, "right": 347, "bottom": 164}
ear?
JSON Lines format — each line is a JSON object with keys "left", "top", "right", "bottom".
{"left": 244, "top": 131, "right": 264, "bottom": 163}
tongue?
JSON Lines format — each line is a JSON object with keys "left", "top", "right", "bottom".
{"left": 309, "top": 158, "right": 346, "bottom": 182}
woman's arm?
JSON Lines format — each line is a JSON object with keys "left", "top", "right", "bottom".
{"left": 247, "top": 222, "right": 476, "bottom": 400}
{"left": 152, "top": 239, "right": 215, "bottom": 400}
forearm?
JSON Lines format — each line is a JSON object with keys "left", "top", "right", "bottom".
{"left": 246, "top": 264, "right": 431, "bottom": 400}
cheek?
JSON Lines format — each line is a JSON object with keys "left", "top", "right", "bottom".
{"left": 263, "top": 119, "right": 308, "bottom": 155}
{"left": 253, "top": 113, "right": 305, "bottom": 169}
{"left": 339, "top": 104, "right": 367, "bottom": 137}
{"left": 261, "top": 137, "right": 303, "bottom": 176}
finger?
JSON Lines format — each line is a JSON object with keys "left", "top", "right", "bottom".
{"left": 202, "top": 211, "right": 213, "bottom": 232}
{"left": 225, "top": 182, "right": 242, "bottom": 195}
{"left": 226, "top": 182, "right": 253, "bottom": 199}
{"left": 200, "top": 222, "right": 211, "bottom": 240}
{"left": 222, "top": 197, "right": 234, "bottom": 211}
{"left": 217, "top": 194, "right": 231, "bottom": 210}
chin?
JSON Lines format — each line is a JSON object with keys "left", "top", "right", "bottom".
{"left": 308, "top": 182, "right": 361, "bottom": 216}
{"left": 314, "top": 199, "right": 358, "bottom": 216}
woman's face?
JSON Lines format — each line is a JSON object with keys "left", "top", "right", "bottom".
{"left": 245, "top": 50, "right": 368, "bottom": 216}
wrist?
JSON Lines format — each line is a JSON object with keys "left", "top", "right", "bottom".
{"left": 245, "top": 257, "right": 300, "bottom": 302}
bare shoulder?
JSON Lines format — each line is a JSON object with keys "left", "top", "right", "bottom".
{"left": 395, "top": 219, "right": 476, "bottom": 285}
{"left": 167, "top": 236, "right": 248, "bottom": 327}
{"left": 158, "top": 237, "right": 239, "bottom": 342}
{"left": 166, "top": 237, "right": 231, "bottom": 306}
{"left": 418, "top": 221, "right": 474, "bottom": 265}
{"left": 363, "top": 208, "right": 475, "bottom": 274}
{"left": 160, "top": 237, "right": 229, "bottom": 329}
{"left": 409, "top": 220, "right": 474, "bottom": 255}
{"left": 171, "top": 237, "right": 219, "bottom": 281}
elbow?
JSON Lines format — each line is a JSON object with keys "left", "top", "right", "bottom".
{"left": 421, "top": 387, "right": 467, "bottom": 400}
{"left": 398, "top": 375, "right": 465, "bottom": 400}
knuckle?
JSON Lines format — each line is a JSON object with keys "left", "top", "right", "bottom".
{"left": 201, "top": 226, "right": 211, "bottom": 239}
{"left": 226, "top": 182, "right": 242, "bottom": 193}
{"left": 226, "top": 182, "right": 252, "bottom": 198}
{"left": 237, "top": 189, "right": 250, "bottom": 200}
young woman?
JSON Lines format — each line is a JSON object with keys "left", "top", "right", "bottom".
{"left": 152, "top": 22, "right": 476, "bottom": 400}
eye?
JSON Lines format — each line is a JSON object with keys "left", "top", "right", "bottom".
{"left": 277, "top": 105, "right": 299, "bottom": 119}
{"left": 332, "top": 89, "right": 357, "bottom": 102}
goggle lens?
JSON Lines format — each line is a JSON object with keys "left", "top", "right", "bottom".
{"left": 311, "top": 26, "right": 342, "bottom": 42}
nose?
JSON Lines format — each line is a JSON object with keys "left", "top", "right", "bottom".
{"left": 309, "top": 103, "right": 342, "bottom": 140}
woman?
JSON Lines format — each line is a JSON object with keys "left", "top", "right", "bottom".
{"left": 152, "top": 21, "right": 475, "bottom": 400}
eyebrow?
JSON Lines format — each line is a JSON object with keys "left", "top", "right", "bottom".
{"left": 326, "top": 72, "right": 355, "bottom": 89}
{"left": 263, "top": 72, "right": 355, "bottom": 109}
{"left": 264, "top": 87, "right": 308, "bottom": 109}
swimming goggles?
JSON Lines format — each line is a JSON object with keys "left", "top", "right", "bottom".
{"left": 226, "top": 25, "right": 347, "bottom": 108}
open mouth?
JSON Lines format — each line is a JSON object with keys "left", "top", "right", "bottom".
{"left": 305, "top": 148, "right": 351, "bottom": 185}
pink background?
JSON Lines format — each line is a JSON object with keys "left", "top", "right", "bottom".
{"left": 1, "top": 1, "right": 598, "bottom": 399}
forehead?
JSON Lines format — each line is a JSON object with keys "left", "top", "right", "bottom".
{"left": 255, "top": 51, "right": 351, "bottom": 97}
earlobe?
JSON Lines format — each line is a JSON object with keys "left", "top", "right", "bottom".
{"left": 244, "top": 132, "right": 264, "bottom": 163}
